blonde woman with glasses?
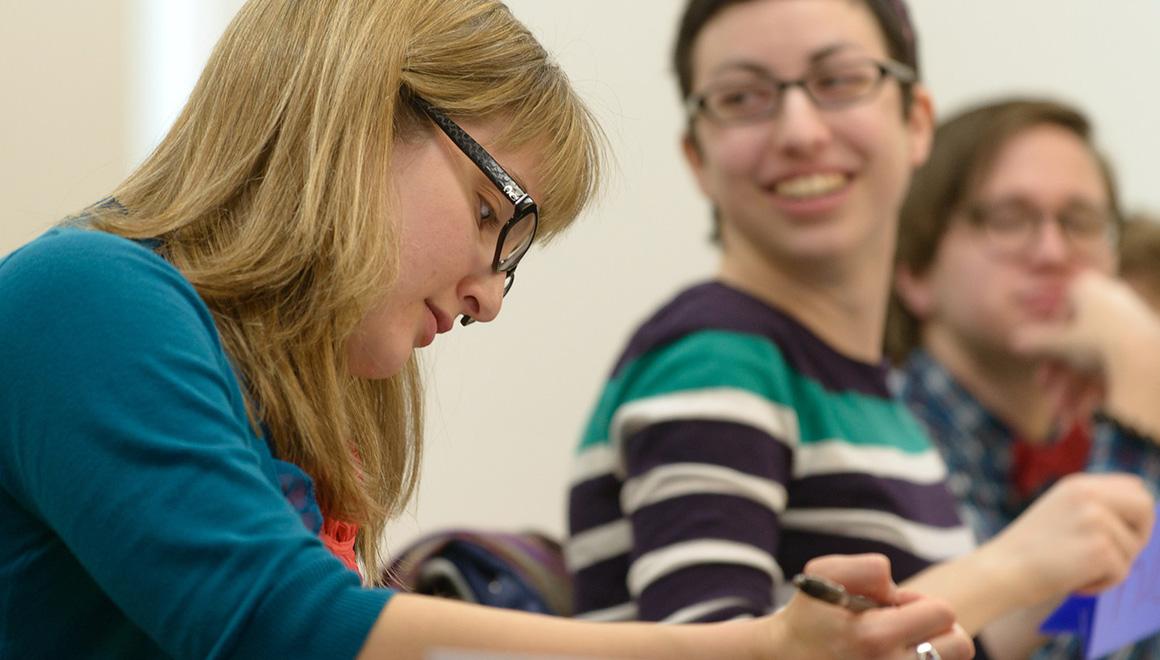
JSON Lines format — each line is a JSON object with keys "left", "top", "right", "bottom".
{"left": 0, "top": 1, "right": 971, "bottom": 658}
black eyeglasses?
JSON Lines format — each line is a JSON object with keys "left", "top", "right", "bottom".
{"left": 686, "top": 57, "right": 916, "bottom": 124}
{"left": 410, "top": 94, "right": 539, "bottom": 325}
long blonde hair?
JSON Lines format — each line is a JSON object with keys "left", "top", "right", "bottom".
{"left": 91, "top": 0, "right": 604, "bottom": 581}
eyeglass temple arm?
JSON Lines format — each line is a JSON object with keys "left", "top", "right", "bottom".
{"left": 410, "top": 95, "right": 530, "bottom": 205}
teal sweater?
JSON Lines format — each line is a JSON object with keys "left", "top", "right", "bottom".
{"left": 0, "top": 228, "right": 392, "bottom": 658}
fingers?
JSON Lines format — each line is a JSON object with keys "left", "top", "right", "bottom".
{"left": 1002, "top": 474, "right": 1155, "bottom": 601}
{"left": 1052, "top": 474, "right": 1154, "bottom": 533}
{"left": 1050, "top": 474, "right": 1156, "bottom": 592}
{"left": 1077, "top": 502, "right": 1148, "bottom": 593}
{"left": 891, "top": 589, "right": 925, "bottom": 606}
{"left": 804, "top": 553, "right": 896, "bottom": 605}
{"left": 782, "top": 562, "right": 970, "bottom": 660}
{"left": 894, "top": 626, "right": 975, "bottom": 660}
{"left": 861, "top": 596, "right": 956, "bottom": 651}
{"left": 1012, "top": 323, "right": 1098, "bottom": 370}
{"left": 789, "top": 592, "right": 963, "bottom": 660}
{"left": 1081, "top": 474, "right": 1156, "bottom": 537}
{"left": 1081, "top": 480, "right": 1155, "bottom": 592}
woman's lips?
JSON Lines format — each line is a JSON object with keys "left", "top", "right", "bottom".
{"left": 428, "top": 303, "right": 454, "bottom": 333}
{"left": 418, "top": 301, "right": 455, "bottom": 348}
{"left": 764, "top": 172, "right": 854, "bottom": 217}
{"left": 419, "top": 306, "right": 438, "bottom": 347}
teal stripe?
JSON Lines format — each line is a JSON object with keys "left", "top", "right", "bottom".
{"left": 579, "top": 330, "right": 931, "bottom": 454}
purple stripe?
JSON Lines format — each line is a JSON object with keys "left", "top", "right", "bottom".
{"left": 789, "top": 473, "right": 964, "bottom": 528}
{"left": 624, "top": 420, "right": 793, "bottom": 482}
{"left": 687, "top": 604, "right": 764, "bottom": 622}
{"left": 568, "top": 474, "right": 623, "bottom": 534}
{"left": 630, "top": 494, "right": 778, "bottom": 557}
{"left": 777, "top": 529, "right": 933, "bottom": 582}
{"left": 639, "top": 563, "right": 772, "bottom": 621}
{"left": 611, "top": 281, "right": 891, "bottom": 398}
{"left": 572, "top": 553, "right": 631, "bottom": 613}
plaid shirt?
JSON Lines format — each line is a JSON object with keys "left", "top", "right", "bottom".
{"left": 894, "top": 349, "right": 1160, "bottom": 660}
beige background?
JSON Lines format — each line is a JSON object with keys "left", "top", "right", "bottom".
{"left": 3, "top": 1, "right": 1158, "bottom": 555}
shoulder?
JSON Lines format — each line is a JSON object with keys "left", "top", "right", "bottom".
{"left": 0, "top": 228, "right": 234, "bottom": 416}
{"left": 580, "top": 287, "right": 792, "bottom": 452}
{"left": 0, "top": 227, "right": 217, "bottom": 341}
{"left": 611, "top": 281, "right": 784, "bottom": 374}
{"left": 2, "top": 228, "right": 194, "bottom": 301}
{"left": 624, "top": 328, "right": 786, "bottom": 394}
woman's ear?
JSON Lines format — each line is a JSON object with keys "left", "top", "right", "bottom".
{"left": 906, "top": 84, "right": 935, "bottom": 168}
{"left": 681, "top": 131, "right": 712, "bottom": 197}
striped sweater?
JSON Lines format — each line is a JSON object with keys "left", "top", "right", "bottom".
{"left": 566, "top": 281, "right": 974, "bottom": 622}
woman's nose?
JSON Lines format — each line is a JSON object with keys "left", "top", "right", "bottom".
{"left": 460, "top": 269, "right": 506, "bottom": 324}
{"left": 770, "top": 87, "right": 832, "bottom": 156}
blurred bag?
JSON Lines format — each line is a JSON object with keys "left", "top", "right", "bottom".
{"left": 385, "top": 529, "right": 573, "bottom": 617}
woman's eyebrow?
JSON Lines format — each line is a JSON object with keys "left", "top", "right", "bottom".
{"left": 705, "top": 42, "right": 862, "bottom": 79}
{"left": 807, "top": 42, "right": 859, "bottom": 65}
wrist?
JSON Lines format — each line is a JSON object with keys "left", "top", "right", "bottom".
{"left": 972, "top": 534, "right": 1041, "bottom": 611}
{"left": 759, "top": 610, "right": 793, "bottom": 660}
{"left": 1104, "top": 327, "right": 1160, "bottom": 437}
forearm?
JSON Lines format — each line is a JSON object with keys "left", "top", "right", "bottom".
{"left": 1105, "top": 326, "right": 1160, "bottom": 439}
{"left": 974, "top": 600, "right": 1058, "bottom": 660}
{"left": 359, "top": 594, "right": 762, "bottom": 660}
{"left": 903, "top": 553, "right": 1047, "bottom": 659}
{"left": 901, "top": 544, "right": 1029, "bottom": 636}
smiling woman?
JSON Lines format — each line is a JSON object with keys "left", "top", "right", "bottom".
{"left": 569, "top": 0, "right": 945, "bottom": 625}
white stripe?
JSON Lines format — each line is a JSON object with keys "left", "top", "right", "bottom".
{"left": 570, "top": 444, "right": 618, "bottom": 485}
{"left": 780, "top": 508, "right": 976, "bottom": 561}
{"left": 661, "top": 596, "right": 757, "bottom": 623}
{"left": 576, "top": 601, "right": 638, "bottom": 622}
{"left": 621, "top": 463, "right": 787, "bottom": 514}
{"left": 794, "top": 440, "right": 948, "bottom": 484}
{"left": 565, "top": 519, "right": 631, "bottom": 571}
{"left": 611, "top": 388, "right": 800, "bottom": 452}
{"left": 627, "top": 539, "right": 783, "bottom": 596}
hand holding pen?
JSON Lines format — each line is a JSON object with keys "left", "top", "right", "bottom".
{"left": 788, "top": 557, "right": 971, "bottom": 659}
{"left": 792, "top": 573, "right": 886, "bottom": 613}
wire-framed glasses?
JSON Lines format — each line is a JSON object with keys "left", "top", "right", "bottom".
{"left": 410, "top": 94, "right": 539, "bottom": 325}
{"left": 686, "top": 57, "right": 917, "bottom": 124}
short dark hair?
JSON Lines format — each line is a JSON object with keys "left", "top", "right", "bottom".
{"left": 672, "top": 0, "right": 920, "bottom": 104}
{"left": 1120, "top": 215, "right": 1160, "bottom": 289}
{"left": 886, "top": 98, "right": 1123, "bottom": 364}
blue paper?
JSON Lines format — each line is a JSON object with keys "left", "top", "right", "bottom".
{"left": 1041, "top": 505, "right": 1160, "bottom": 659}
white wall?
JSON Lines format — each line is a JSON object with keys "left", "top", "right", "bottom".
{"left": 0, "top": 1, "right": 129, "bottom": 252}
{"left": 3, "top": 1, "right": 1158, "bottom": 556}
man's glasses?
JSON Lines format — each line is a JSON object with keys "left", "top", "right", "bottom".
{"left": 686, "top": 57, "right": 917, "bottom": 124}
{"left": 964, "top": 199, "right": 1118, "bottom": 258}
{"left": 410, "top": 95, "right": 539, "bottom": 325}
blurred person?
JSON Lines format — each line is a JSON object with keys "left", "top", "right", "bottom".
{"left": 889, "top": 98, "right": 1160, "bottom": 658}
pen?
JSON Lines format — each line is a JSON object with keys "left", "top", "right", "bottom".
{"left": 791, "top": 573, "right": 882, "bottom": 613}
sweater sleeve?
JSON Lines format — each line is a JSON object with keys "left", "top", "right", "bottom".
{"left": 0, "top": 230, "right": 391, "bottom": 659}
{"left": 615, "top": 332, "right": 796, "bottom": 622}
